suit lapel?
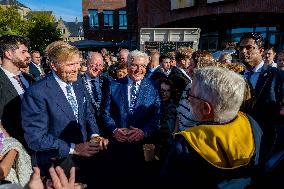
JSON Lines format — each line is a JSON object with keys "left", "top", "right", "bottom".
{"left": 134, "top": 78, "right": 149, "bottom": 112}
{"left": 73, "top": 80, "right": 84, "bottom": 124}
{"left": 0, "top": 68, "right": 19, "bottom": 98}
{"left": 46, "top": 75, "right": 75, "bottom": 121}
{"left": 117, "top": 77, "right": 129, "bottom": 114}
{"left": 254, "top": 64, "right": 270, "bottom": 96}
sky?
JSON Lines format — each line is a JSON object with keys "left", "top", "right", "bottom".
{"left": 18, "top": 0, "right": 82, "bottom": 22}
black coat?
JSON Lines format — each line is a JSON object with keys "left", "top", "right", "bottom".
{"left": 0, "top": 68, "right": 34, "bottom": 145}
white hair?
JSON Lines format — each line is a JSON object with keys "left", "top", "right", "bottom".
{"left": 193, "top": 67, "right": 246, "bottom": 123}
{"left": 126, "top": 50, "right": 149, "bottom": 65}
{"left": 0, "top": 184, "right": 23, "bottom": 189}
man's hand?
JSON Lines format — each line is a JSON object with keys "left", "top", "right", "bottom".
{"left": 47, "top": 166, "right": 75, "bottom": 189}
{"left": 28, "top": 167, "right": 44, "bottom": 189}
{"left": 74, "top": 142, "right": 100, "bottom": 157}
{"left": 127, "top": 126, "right": 144, "bottom": 142}
{"left": 90, "top": 136, "right": 109, "bottom": 150}
{"left": 113, "top": 128, "right": 129, "bottom": 142}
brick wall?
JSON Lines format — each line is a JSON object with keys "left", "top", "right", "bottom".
{"left": 137, "top": 0, "right": 284, "bottom": 28}
{"left": 82, "top": 0, "right": 129, "bottom": 42}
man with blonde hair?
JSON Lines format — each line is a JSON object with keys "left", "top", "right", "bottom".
{"left": 22, "top": 41, "right": 108, "bottom": 184}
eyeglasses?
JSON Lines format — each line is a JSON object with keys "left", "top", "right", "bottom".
{"left": 187, "top": 90, "right": 207, "bottom": 102}
{"left": 239, "top": 45, "right": 258, "bottom": 52}
{"left": 130, "top": 63, "right": 147, "bottom": 70}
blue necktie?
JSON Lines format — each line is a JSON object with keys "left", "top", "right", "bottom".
{"left": 90, "top": 79, "right": 101, "bottom": 105}
{"left": 129, "top": 82, "right": 139, "bottom": 114}
{"left": 66, "top": 83, "right": 78, "bottom": 121}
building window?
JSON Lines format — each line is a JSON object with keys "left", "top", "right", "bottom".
{"left": 89, "top": 9, "right": 99, "bottom": 28}
{"left": 119, "top": 10, "right": 127, "bottom": 29}
{"left": 103, "top": 10, "right": 113, "bottom": 29}
{"left": 59, "top": 28, "right": 65, "bottom": 34}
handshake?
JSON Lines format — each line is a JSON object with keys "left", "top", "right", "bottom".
{"left": 113, "top": 126, "right": 145, "bottom": 143}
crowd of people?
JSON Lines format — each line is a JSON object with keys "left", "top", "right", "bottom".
{"left": 0, "top": 32, "right": 283, "bottom": 188}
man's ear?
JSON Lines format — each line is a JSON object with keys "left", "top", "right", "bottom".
{"left": 201, "top": 101, "right": 212, "bottom": 115}
{"left": 4, "top": 50, "right": 13, "bottom": 60}
{"left": 50, "top": 62, "right": 57, "bottom": 71}
{"left": 259, "top": 47, "right": 265, "bottom": 55}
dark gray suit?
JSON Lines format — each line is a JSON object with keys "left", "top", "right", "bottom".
{"left": 0, "top": 68, "right": 34, "bottom": 145}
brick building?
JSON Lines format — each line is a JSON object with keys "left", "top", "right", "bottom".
{"left": 131, "top": 0, "right": 284, "bottom": 51}
{"left": 82, "top": 0, "right": 133, "bottom": 48}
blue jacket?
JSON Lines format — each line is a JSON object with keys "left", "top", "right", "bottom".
{"left": 101, "top": 76, "right": 161, "bottom": 137}
{"left": 21, "top": 73, "right": 99, "bottom": 160}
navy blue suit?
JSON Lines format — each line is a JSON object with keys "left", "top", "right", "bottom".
{"left": 21, "top": 73, "right": 99, "bottom": 170}
{"left": 101, "top": 76, "right": 161, "bottom": 185}
{"left": 29, "top": 62, "right": 43, "bottom": 80}
{"left": 101, "top": 76, "right": 161, "bottom": 137}
{"left": 243, "top": 64, "right": 284, "bottom": 163}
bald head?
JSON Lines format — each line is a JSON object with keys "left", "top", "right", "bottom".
{"left": 87, "top": 52, "right": 104, "bottom": 78}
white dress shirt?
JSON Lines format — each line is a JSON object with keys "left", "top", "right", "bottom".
{"left": 52, "top": 71, "right": 79, "bottom": 154}
{"left": 53, "top": 71, "right": 99, "bottom": 154}
{"left": 0, "top": 66, "right": 29, "bottom": 97}
{"left": 127, "top": 77, "right": 142, "bottom": 108}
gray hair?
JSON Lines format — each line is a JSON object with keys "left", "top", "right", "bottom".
{"left": 86, "top": 52, "right": 103, "bottom": 65}
{"left": 126, "top": 50, "right": 149, "bottom": 65}
{"left": 193, "top": 67, "right": 246, "bottom": 123}
{"left": 219, "top": 52, "right": 232, "bottom": 63}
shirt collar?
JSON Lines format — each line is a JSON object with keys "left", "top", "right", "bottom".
{"left": 149, "top": 65, "right": 160, "bottom": 72}
{"left": 86, "top": 73, "right": 99, "bottom": 82}
{"left": 127, "top": 76, "right": 142, "bottom": 86}
{"left": 253, "top": 61, "right": 264, "bottom": 73}
{"left": 52, "top": 70, "right": 68, "bottom": 88}
{"left": 0, "top": 66, "right": 21, "bottom": 77}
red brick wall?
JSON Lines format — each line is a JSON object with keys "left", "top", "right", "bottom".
{"left": 82, "top": 0, "right": 129, "bottom": 42}
{"left": 137, "top": 0, "right": 284, "bottom": 28}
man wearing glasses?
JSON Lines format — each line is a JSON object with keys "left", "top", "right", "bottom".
{"left": 239, "top": 32, "right": 284, "bottom": 163}
{"left": 101, "top": 50, "right": 161, "bottom": 187}
{"left": 160, "top": 67, "right": 263, "bottom": 188}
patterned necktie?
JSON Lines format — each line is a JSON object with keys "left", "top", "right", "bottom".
{"left": 13, "top": 75, "right": 26, "bottom": 91}
{"left": 90, "top": 79, "right": 101, "bottom": 105}
{"left": 129, "top": 82, "right": 139, "bottom": 114}
{"left": 66, "top": 83, "right": 78, "bottom": 121}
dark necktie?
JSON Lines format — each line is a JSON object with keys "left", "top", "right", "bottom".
{"left": 129, "top": 82, "right": 139, "bottom": 114}
{"left": 66, "top": 83, "right": 78, "bottom": 121}
{"left": 91, "top": 79, "right": 101, "bottom": 104}
{"left": 13, "top": 75, "right": 26, "bottom": 91}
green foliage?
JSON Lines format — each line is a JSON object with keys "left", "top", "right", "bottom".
{"left": 0, "top": 6, "right": 62, "bottom": 54}
{"left": 0, "top": 6, "right": 28, "bottom": 35}
{"left": 26, "top": 12, "right": 61, "bottom": 54}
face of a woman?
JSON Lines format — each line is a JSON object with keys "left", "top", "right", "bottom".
{"left": 160, "top": 83, "right": 171, "bottom": 102}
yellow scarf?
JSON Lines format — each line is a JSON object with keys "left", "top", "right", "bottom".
{"left": 177, "top": 112, "right": 255, "bottom": 169}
